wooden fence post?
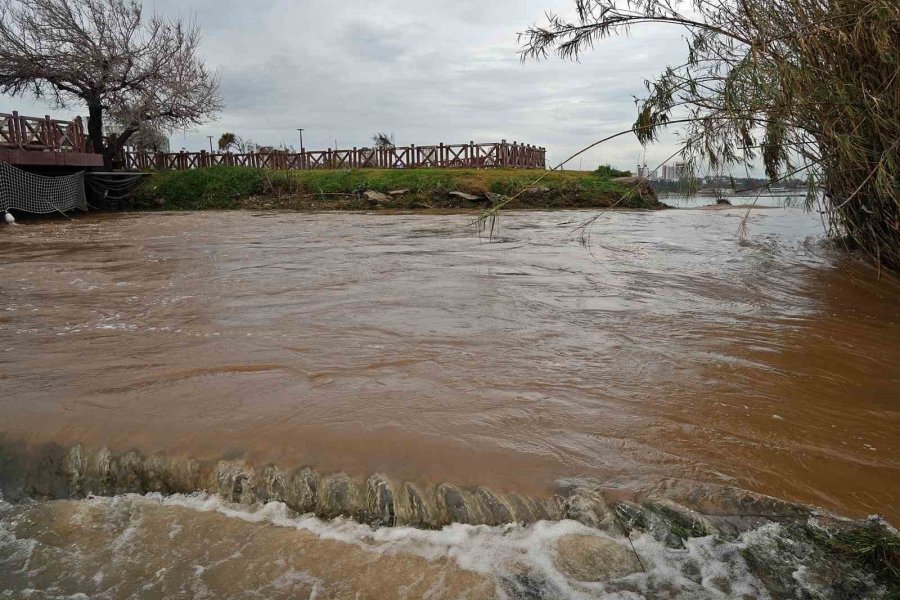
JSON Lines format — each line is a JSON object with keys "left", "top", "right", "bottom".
{"left": 75, "top": 116, "right": 85, "bottom": 152}
{"left": 10, "top": 111, "right": 19, "bottom": 148}
{"left": 43, "top": 115, "right": 51, "bottom": 149}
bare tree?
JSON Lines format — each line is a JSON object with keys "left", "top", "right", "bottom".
{"left": 232, "top": 135, "right": 257, "bottom": 154}
{"left": 119, "top": 121, "right": 168, "bottom": 152}
{"left": 372, "top": 132, "right": 395, "bottom": 149}
{"left": 0, "top": 0, "right": 222, "bottom": 167}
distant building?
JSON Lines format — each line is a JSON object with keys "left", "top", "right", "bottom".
{"left": 658, "top": 162, "right": 686, "bottom": 181}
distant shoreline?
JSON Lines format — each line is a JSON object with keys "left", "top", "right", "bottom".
{"left": 123, "top": 166, "right": 665, "bottom": 212}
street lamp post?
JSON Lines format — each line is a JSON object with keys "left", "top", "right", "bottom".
{"left": 297, "top": 129, "right": 305, "bottom": 169}
{"left": 207, "top": 135, "right": 214, "bottom": 153}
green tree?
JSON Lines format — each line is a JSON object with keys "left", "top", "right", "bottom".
{"left": 521, "top": 0, "right": 898, "bottom": 270}
{"left": 218, "top": 133, "right": 237, "bottom": 152}
{"left": 595, "top": 164, "right": 631, "bottom": 178}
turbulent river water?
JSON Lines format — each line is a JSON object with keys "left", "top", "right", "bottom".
{"left": 1, "top": 202, "right": 898, "bottom": 598}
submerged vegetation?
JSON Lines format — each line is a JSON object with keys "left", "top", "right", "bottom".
{"left": 128, "top": 166, "right": 662, "bottom": 211}
{"left": 522, "top": 0, "right": 899, "bottom": 270}
{"left": 742, "top": 519, "right": 900, "bottom": 596}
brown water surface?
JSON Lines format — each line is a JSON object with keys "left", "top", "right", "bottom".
{"left": 1, "top": 209, "right": 898, "bottom": 522}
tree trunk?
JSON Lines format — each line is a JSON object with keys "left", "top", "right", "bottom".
{"left": 108, "top": 126, "right": 139, "bottom": 170}
{"left": 86, "top": 103, "right": 112, "bottom": 169}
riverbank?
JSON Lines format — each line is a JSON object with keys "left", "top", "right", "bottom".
{"left": 126, "top": 166, "right": 663, "bottom": 211}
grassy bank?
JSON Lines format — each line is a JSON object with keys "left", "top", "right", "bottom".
{"left": 127, "top": 166, "right": 662, "bottom": 211}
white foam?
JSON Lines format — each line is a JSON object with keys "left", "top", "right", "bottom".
{"left": 5, "top": 492, "right": 876, "bottom": 599}
{"left": 150, "top": 492, "right": 775, "bottom": 599}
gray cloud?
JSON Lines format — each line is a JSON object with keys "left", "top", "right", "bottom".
{"left": 343, "top": 21, "right": 412, "bottom": 62}
{"left": 4, "top": 0, "right": 698, "bottom": 171}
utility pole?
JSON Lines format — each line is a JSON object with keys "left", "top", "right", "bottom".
{"left": 297, "top": 128, "right": 304, "bottom": 151}
{"left": 207, "top": 135, "right": 214, "bottom": 153}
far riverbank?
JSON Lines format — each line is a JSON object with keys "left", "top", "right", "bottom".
{"left": 126, "top": 166, "right": 663, "bottom": 211}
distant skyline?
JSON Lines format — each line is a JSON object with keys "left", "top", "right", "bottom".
{"left": 1, "top": 0, "right": 744, "bottom": 174}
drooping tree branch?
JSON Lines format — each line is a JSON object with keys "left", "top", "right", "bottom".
{"left": 519, "top": 0, "right": 899, "bottom": 270}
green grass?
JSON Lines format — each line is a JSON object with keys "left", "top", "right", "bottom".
{"left": 128, "top": 166, "right": 658, "bottom": 211}
{"left": 134, "top": 166, "right": 263, "bottom": 210}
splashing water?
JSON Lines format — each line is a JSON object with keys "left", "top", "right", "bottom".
{"left": 4, "top": 492, "right": 891, "bottom": 599}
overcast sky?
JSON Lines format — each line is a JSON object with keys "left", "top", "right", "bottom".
{"left": 3, "top": 0, "right": 692, "bottom": 172}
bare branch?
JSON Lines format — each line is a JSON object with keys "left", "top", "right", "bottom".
{"left": 0, "top": 0, "right": 222, "bottom": 164}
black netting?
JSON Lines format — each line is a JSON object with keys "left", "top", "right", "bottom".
{"left": 0, "top": 162, "right": 87, "bottom": 214}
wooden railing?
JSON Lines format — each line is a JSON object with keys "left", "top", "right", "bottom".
{"left": 0, "top": 111, "right": 89, "bottom": 152}
{"left": 0, "top": 113, "right": 547, "bottom": 171}
{"left": 121, "top": 141, "right": 546, "bottom": 171}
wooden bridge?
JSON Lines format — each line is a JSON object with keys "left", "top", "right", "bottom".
{"left": 120, "top": 141, "right": 546, "bottom": 171}
{"left": 0, "top": 111, "right": 103, "bottom": 167}
{"left": 1, "top": 110, "right": 546, "bottom": 171}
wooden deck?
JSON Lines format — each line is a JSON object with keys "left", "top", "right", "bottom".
{"left": 0, "top": 147, "right": 103, "bottom": 167}
{"left": 1, "top": 111, "right": 103, "bottom": 168}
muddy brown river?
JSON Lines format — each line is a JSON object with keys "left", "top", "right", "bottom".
{"left": 1, "top": 206, "right": 898, "bottom": 598}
